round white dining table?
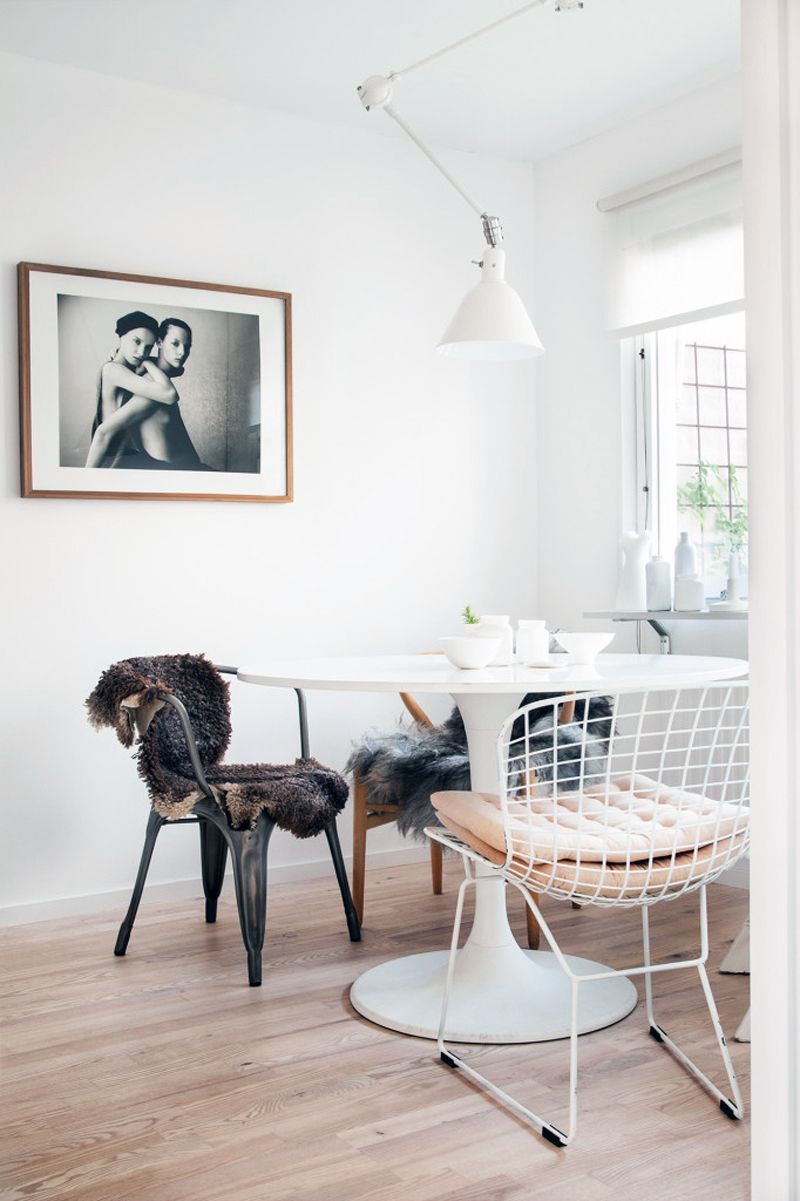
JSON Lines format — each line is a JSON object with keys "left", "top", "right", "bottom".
{"left": 238, "top": 652, "right": 748, "bottom": 1043}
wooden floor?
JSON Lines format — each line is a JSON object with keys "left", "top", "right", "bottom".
{"left": 0, "top": 860, "right": 749, "bottom": 1201}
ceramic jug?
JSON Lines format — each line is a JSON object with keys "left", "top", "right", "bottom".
{"left": 615, "top": 531, "right": 651, "bottom": 611}
{"left": 516, "top": 619, "right": 549, "bottom": 663}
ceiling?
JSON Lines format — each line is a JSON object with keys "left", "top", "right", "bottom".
{"left": 0, "top": 0, "right": 741, "bottom": 161}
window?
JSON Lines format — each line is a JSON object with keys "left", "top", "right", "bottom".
{"left": 635, "top": 310, "right": 747, "bottom": 601}
{"left": 601, "top": 152, "right": 746, "bottom": 606}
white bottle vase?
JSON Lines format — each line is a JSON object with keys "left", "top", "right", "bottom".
{"left": 645, "top": 556, "right": 672, "bottom": 611}
{"left": 615, "top": 531, "right": 651, "bottom": 611}
{"left": 675, "top": 532, "right": 697, "bottom": 578}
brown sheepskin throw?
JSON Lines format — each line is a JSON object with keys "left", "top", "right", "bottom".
{"left": 86, "top": 654, "right": 348, "bottom": 837}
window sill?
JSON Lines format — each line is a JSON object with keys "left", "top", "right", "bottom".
{"left": 584, "top": 609, "right": 748, "bottom": 622}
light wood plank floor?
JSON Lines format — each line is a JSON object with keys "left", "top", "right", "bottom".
{"left": 0, "top": 860, "right": 749, "bottom": 1201}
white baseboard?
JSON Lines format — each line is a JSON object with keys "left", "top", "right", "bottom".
{"left": 0, "top": 844, "right": 430, "bottom": 928}
{"left": 1, "top": 845, "right": 749, "bottom": 928}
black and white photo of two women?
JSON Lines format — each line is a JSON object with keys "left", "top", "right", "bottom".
{"left": 57, "top": 294, "right": 262, "bottom": 474}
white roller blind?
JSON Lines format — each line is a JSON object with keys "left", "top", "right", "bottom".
{"left": 605, "top": 158, "right": 744, "bottom": 337}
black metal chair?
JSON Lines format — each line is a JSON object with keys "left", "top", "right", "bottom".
{"left": 86, "top": 655, "right": 360, "bottom": 986}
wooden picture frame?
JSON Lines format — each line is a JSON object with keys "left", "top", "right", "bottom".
{"left": 18, "top": 262, "right": 293, "bottom": 501}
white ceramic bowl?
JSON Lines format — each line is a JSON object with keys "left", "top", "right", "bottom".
{"left": 440, "top": 635, "right": 500, "bottom": 669}
{"left": 554, "top": 631, "right": 614, "bottom": 664}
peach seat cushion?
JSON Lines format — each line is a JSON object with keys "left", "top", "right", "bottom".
{"left": 435, "top": 814, "right": 747, "bottom": 900}
{"left": 432, "top": 773, "right": 748, "bottom": 864}
{"left": 431, "top": 774, "right": 749, "bottom": 900}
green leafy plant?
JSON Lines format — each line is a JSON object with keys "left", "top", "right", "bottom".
{"left": 713, "top": 465, "right": 748, "bottom": 555}
{"left": 676, "top": 459, "right": 748, "bottom": 577}
{"left": 462, "top": 604, "right": 479, "bottom": 625}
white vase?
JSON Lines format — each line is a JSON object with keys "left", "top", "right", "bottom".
{"left": 645, "top": 556, "right": 672, "bottom": 611}
{"left": 675, "top": 532, "right": 697, "bottom": 578}
{"left": 726, "top": 551, "right": 747, "bottom": 608}
{"left": 615, "top": 531, "right": 651, "bottom": 611}
{"left": 674, "top": 573, "right": 705, "bottom": 612}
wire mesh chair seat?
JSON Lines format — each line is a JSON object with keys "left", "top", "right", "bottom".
{"left": 427, "top": 682, "right": 750, "bottom": 1146}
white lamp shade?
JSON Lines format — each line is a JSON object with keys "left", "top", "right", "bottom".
{"left": 437, "top": 246, "right": 544, "bottom": 360}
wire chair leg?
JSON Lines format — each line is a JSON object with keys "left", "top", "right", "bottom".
{"left": 643, "top": 890, "right": 744, "bottom": 1120}
{"left": 436, "top": 871, "right": 472, "bottom": 1057}
{"left": 643, "top": 902, "right": 656, "bottom": 1028}
{"left": 437, "top": 874, "right": 575, "bottom": 1148}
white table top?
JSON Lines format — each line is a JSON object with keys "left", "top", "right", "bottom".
{"left": 238, "top": 652, "right": 748, "bottom": 694}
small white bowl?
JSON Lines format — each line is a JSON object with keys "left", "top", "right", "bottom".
{"left": 440, "top": 635, "right": 500, "bottom": 669}
{"left": 554, "top": 631, "right": 614, "bottom": 664}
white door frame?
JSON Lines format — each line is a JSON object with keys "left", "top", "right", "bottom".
{"left": 742, "top": 1, "right": 800, "bottom": 1196}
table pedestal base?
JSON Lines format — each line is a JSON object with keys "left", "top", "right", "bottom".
{"left": 350, "top": 943, "right": 638, "bottom": 1043}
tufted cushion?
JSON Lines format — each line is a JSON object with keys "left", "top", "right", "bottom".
{"left": 434, "top": 814, "right": 748, "bottom": 900}
{"left": 432, "top": 773, "right": 749, "bottom": 864}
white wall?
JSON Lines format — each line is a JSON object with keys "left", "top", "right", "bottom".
{"left": 531, "top": 77, "right": 747, "bottom": 661}
{"left": 0, "top": 53, "right": 538, "bottom": 919}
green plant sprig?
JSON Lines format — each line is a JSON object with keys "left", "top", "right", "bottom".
{"left": 676, "top": 460, "right": 748, "bottom": 556}
{"left": 462, "top": 604, "right": 479, "bottom": 625}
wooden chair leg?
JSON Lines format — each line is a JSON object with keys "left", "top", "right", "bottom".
{"left": 526, "top": 903, "right": 541, "bottom": 950}
{"left": 429, "top": 837, "right": 443, "bottom": 895}
{"left": 352, "top": 775, "right": 368, "bottom": 926}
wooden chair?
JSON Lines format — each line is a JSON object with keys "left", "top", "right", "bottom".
{"left": 351, "top": 691, "right": 541, "bottom": 949}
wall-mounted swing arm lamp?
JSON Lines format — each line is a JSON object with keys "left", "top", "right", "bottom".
{"left": 357, "top": 1, "right": 583, "bottom": 360}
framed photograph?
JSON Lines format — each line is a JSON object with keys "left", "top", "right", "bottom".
{"left": 18, "top": 263, "right": 292, "bottom": 501}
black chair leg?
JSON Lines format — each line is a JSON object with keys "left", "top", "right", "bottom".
{"left": 115, "top": 809, "right": 165, "bottom": 956}
{"left": 199, "top": 818, "right": 228, "bottom": 923}
{"left": 227, "top": 816, "right": 275, "bottom": 987}
{"left": 324, "top": 820, "right": 361, "bottom": 942}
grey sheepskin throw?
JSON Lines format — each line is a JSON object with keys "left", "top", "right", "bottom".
{"left": 86, "top": 653, "right": 348, "bottom": 837}
{"left": 346, "top": 708, "right": 470, "bottom": 841}
{"left": 345, "top": 693, "right": 614, "bottom": 840}
{"left": 514, "top": 694, "right": 614, "bottom": 791}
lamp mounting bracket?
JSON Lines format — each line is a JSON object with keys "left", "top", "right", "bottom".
{"left": 481, "top": 215, "right": 503, "bottom": 247}
{"left": 357, "top": 75, "right": 394, "bottom": 112}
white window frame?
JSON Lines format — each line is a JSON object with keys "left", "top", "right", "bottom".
{"left": 631, "top": 311, "right": 747, "bottom": 603}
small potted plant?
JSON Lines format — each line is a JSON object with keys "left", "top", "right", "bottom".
{"left": 462, "top": 604, "right": 480, "bottom": 628}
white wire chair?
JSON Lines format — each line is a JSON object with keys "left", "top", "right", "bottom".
{"left": 427, "top": 682, "right": 750, "bottom": 1147}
